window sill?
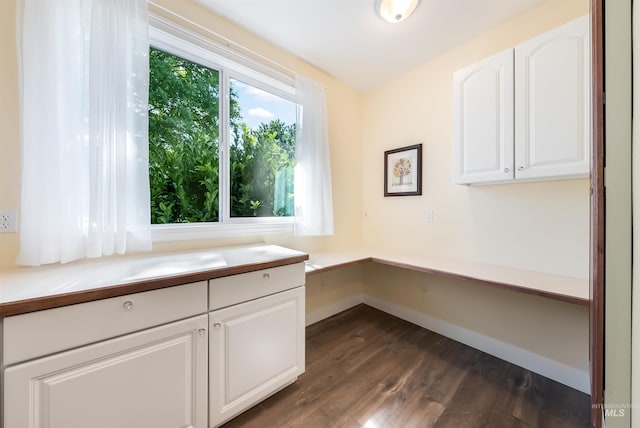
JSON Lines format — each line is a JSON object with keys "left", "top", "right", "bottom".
{"left": 151, "top": 220, "right": 294, "bottom": 242}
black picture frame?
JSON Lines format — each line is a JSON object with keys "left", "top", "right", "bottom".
{"left": 384, "top": 144, "right": 422, "bottom": 197}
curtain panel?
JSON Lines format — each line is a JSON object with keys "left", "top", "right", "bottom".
{"left": 294, "top": 75, "right": 334, "bottom": 236}
{"left": 16, "top": 0, "right": 151, "bottom": 266}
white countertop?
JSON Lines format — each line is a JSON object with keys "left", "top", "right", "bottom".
{"left": 305, "top": 250, "right": 589, "bottom": 305}
{"left": 0, "top": 244, "right": 308, "bottom": 315}
{"left": 0, "top": 244, "right": 588, "bottom": 316}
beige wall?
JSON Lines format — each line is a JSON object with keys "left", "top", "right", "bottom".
{"left": 0, "top": 0, "right": 364, "bottom": 272}
{"left": 362, "top": 0, "right": 589, "bottom": 279}
{"left": 306, "top": 265, "right": 364, "bottom": 316}
{"left": 360, "top": 0, "right": 590, "bottom": 389}
{"left": 0, "top": 0, "right": 21, "bottom": 270}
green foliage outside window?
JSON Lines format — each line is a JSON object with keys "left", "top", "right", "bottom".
{"left": 229, "top": 119, "right": 295, "bottom": 217}
{"left": 148, "top": 47, "right": 295, "bottom": 224}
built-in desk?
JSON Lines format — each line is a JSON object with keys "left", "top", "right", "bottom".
{"left": 306, "top": 251, "right": 589, "bottom": 306}
{"left": 0, "top": 245, "right": 590, "bottom": 396}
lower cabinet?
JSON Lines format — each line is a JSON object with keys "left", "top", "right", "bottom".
{"left": 4, "top": 315, "right": 208, "bottom": 428}
{"left": 2, "top": 261, "right": 307, "bottom": 428}
{"left": 209, "top": 286, "right": 305, "bottom": 427}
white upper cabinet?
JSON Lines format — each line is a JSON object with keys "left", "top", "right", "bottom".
{"left": 453, "top": 48, "right": 514, "bottom": 184}
{"left": 454, "top": 15, "right": 590, "bottom": 185}
{"left": 515, "top": 15, "right": 590, "bottom": 180}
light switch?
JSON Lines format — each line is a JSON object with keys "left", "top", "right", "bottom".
{"left": 425, "top": 210, "right": 433, "bottom": 223}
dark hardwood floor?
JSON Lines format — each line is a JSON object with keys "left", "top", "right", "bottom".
{"left": 223, "top": 304, "right": 591, "bottom": 428}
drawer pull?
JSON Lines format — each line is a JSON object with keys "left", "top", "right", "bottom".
{"left": 122, "top": 301, "right": 134, "bottom": 311}
{"left": 263, "top": 273, "right": 271, "bottom": 280}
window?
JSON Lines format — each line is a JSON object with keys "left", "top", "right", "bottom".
{"left": 228, "top": 78, "right": 296, "bottom": 218}
{"left": 148, "top": 21, "right": 297, "bottom": 239}
{"left": 149, "top": 47, "right": 221, "bottom": 224}
{"left": 16, "top": 9, "right": 332, "bottom": 266}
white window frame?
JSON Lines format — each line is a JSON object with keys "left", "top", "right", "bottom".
{"left": 148, "top": 14, "right": 296, "bottom": 242}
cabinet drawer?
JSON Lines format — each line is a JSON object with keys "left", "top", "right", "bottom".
{"left": 208, "top": 263, "right": 305, "bottom": 310}
{"left": 3, "top": 281, "right": 207, "bottom": 365}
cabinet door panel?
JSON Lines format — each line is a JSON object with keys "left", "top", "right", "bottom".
{"left": 4, "top": 315, "right": 208, "bottom": 428}
{"left": 453, "top": 48, "right": 514, "bottom": 184}
{"left": 515, "top": 15, "right": 590, "bottom": 180}
{"left": 210, "top": 286, "right": 305, "bottom": 427}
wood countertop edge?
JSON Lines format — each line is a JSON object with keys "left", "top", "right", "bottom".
{"left": 368, "top": 257, "right": 590, "bottom": 307}
{"left": 0, "top": 254, "right": 309, "bottom": 318}
{"left": 305, "top": 255, "right": 588, "bottom": 306}
{"left": 305, "top": 257, "right": 373, "bottom": 275}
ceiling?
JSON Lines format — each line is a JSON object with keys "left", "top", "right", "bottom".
{"left": 195, "top": 0, "right": 545, "bottom": 92}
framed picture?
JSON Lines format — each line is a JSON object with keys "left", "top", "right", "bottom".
{"left": 384, "top": 144, "right": 422, "bottom": 196}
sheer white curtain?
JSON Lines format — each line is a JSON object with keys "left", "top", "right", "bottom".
{"left": 16, "top": 0, "right": 151, "bottom": 266}
{"left": 294, "top": 75, "right": 334, "bottom": 236}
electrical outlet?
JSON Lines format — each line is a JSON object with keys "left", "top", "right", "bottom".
{"left": 0, "top": 210, "right": 18, "bottom": 233}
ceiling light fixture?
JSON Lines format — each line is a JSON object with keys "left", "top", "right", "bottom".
{"left": 376, "top": 0, "right": 420, "bottom": 23}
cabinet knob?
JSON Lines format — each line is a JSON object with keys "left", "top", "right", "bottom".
{"left": 263, "top": 273, "right": 270, "bottom": 280}
{"left": 518, "top": 166, "right": 525, "bottom": 171}
{"left": 198, "top": 328, "right": 207, "bottom": 336}
{"left": 503, "top": 168, "right": 510, "bottom": 173}
{"left": 213, "top": 323, "right": 222, "bottom": 329}
{"left": 122, "top": 300, "right": 133, "bottom": 311}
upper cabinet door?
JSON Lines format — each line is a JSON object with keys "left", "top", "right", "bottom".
{"left": 515, "top": 16, "right": 590, "bottom": 181}
{"left": 453, "top": 48, "right": 514, "bottom": 185}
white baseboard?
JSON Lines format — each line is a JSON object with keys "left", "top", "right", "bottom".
{"left": 362, "top": 295, "right": 590, "bottom": 394}
{"left": 305, "top": 294, "right": 364, "bottom": 326}
{"left": 304, "top": 294, "right": 590, "bottom": 394}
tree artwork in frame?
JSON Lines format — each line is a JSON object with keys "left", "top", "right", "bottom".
{"left": 384, "top": 144, "right": 422, "bottom": 196}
